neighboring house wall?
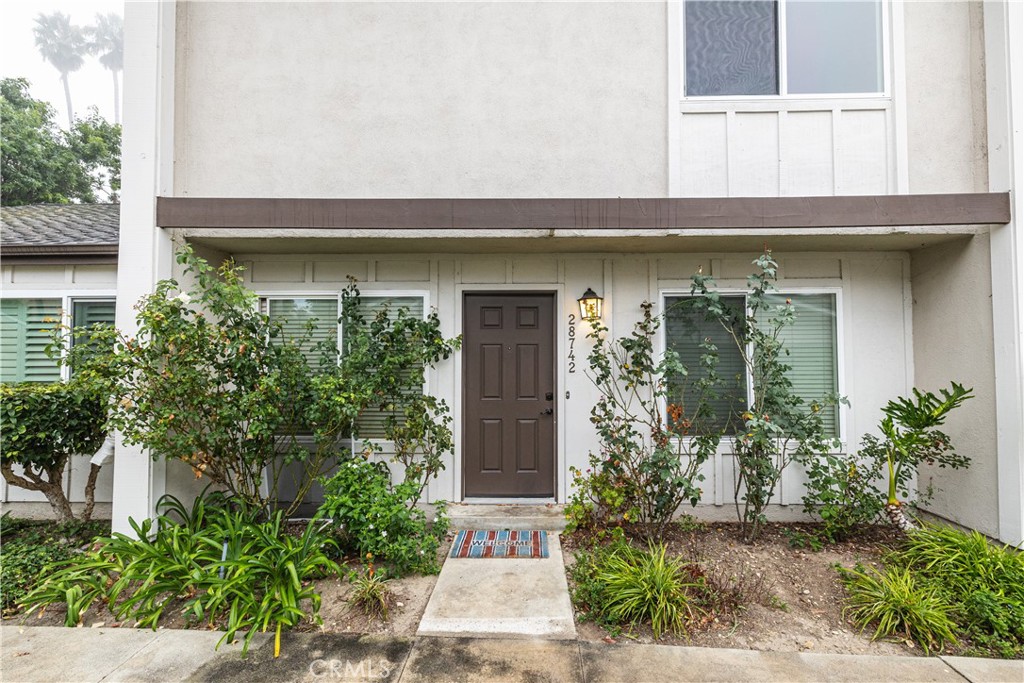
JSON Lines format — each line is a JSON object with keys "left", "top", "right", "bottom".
{"left": 0, "top": 263, "right": 117, "bottom": 509}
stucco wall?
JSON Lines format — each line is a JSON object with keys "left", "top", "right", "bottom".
{"left": 904, "top": 0, "right": 989, "bottom": 193}
{"left": 158, "top": 249, "right": 913, "bottom": 517}
{"left": 173, "top": 1, "right": 668, "bottom": 198}
{"left": 910, "top": 235, "right": 999, "bottom": 537}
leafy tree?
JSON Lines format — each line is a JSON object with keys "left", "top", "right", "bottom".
{"left": 86, "top": 13, "right": 123, "bottom": 124}
{"left": 689, "top": 251, "right": 842, "bottom": 543}
{"left": 1, "top": 78, "right": 120, "bottom": 205}
{"left": 67, "top": 108, "right": 121, "bottom": 201}
{"left": 33, "top": 12, "right": 88, "bottom": 129}
{"left": 0, "top": 381, "right": 107, "bottom": 524}
{"left": 1, "top": 78, "right": 91, "bottom": 205}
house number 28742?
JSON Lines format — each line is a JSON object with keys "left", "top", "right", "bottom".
{"left": 567, "top": 313, "right": 577, "bottom": 373}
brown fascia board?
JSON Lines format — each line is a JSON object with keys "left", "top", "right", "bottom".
{"left": 156, "top": 193, "right": 1011, "bottom": 230}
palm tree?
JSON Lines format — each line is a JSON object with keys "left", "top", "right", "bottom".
{"left": 87, "top": 13, "right": 123, "bottom": 125}
{"left": 33, "top": 12, "right": 88, "bottom": 129}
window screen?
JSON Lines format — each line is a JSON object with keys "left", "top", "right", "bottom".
{"left": 685, "top": 0, "right": 778, "bottom": 96}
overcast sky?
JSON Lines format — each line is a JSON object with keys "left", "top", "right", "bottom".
{"left": 1, "top": 0, "right": 123, "bottom": 127}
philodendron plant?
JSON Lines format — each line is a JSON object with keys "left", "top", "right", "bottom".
{"left": 874, "top": 382, "right": 974, "bottom": 532}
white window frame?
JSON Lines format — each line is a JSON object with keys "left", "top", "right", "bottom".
{"left": 0, "top": 290, "right": 117, "bottom": 382}
{"left": 657, "top": 286, "right": 847, "bottom": 445}
{"left": 679, "top": 0, "right": 892, "bottom": 101}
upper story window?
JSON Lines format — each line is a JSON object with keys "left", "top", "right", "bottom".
{"left": 684, "top": 0, "right": 884, "bottom": 97}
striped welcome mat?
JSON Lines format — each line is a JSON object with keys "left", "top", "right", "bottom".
{"left": 449, "top": 530, "right": 549, "bottom": 559}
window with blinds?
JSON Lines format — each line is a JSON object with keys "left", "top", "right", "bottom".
{"left": 665, "top": 295, "right": 748, "bottom": 433}
{"left": 0, "top": 299, "right": 63, "bottom": 383}
{"left": 265, "top": 298, "right": 340, "bottom": 371}
{"left": 345, "top": 296, "right": 425, "bottom": 439}
{"left": 71, "top": 300, "right": 117, "bottom": 368}
{"left": 263, "top": 294, "right": 426, "bottom": 440}
{"left": 663, "top": 292, "right": 840, "bottom": 437}
{"left": 760, "top": 293, "right": 840, "bottom": 437}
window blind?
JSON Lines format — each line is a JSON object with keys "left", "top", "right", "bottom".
{"left": 0, "top": 299, "right": 62, "bottom": 383}
{"left": 70, "top": 300, "right": 116, "bottom": 367}
{"left": 664, "top": 295, "right": 748, "bottom": 433}
{"left": 266, "top": 298, "right": 340, "bottom": 371}
{"left": 346, "top": 296, "right": 425, "bottom": 439}
{"left": 761, "top": 293, "right": 839, "bottom": 436}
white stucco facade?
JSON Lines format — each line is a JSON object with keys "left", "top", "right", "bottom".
{"left": 109, "top": 0, "right": 1023, "bottom": 545}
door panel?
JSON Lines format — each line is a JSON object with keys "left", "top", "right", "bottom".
{"left": 464, "top": 294, "right": 555, "bottom": 497}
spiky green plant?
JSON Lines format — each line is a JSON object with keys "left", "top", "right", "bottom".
{"left": 839, "top": 563, "right": 958, "bottom": 654}
{"left": 596, "top": 543, "right": 705, "bottom": 639}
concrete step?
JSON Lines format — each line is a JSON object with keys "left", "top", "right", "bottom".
{"left": 446, "top": 503, "right": 567, "bottom": 531}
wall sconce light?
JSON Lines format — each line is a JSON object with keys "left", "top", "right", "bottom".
{"left": 577, "top": 288, "right": 604, "bottom": 323}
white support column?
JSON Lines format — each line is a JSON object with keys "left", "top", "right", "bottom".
{"left": 111, "top": 0, "right": 177, "bottom": 534}
{"left": 984, "top": 0, "right": 1024, "bottom": 547}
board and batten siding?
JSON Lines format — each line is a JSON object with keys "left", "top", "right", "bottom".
{"left": 228, "top": 252, "right": 912, "bottom": 515}
{"left": 0, "top": 264, "right": 118, "bottom": 507}
{"left": 679, "top": 102, "right": 893, "bottom": 197}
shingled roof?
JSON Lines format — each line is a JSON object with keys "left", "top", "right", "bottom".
{"left": 0, "top": 204, "right": 119, "bottom": 256}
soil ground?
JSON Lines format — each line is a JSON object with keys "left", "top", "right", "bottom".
{"left": 562, "top": 521, "right": 916, "bottom": 657}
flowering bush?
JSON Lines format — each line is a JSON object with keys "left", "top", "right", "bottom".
{"left": 689, "top": 251, "right": 843, "bottom": 543}
{"left": 319, "top": 457, "right": 448, "bottom": 576}
{"left": 568, "top": 301, "right": 721, "bottom": 540}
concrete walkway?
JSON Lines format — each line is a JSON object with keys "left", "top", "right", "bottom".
{"left": 3, "top": 626, "right": 1022, "bottom": 683}
{"left": 416, "top": 532, "right": 576, "bottom": 639}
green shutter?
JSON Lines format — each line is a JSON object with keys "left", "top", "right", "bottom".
{"left": 347, "top": 296, "right": 425, "bottom": 440}
{"left": 0, "top": 299, "right": 62, "bottom": 383}
{"left": 762, "top": 294, "right": 840, "bottom": 437}
{"left": 71, "top": 300, "right": 117, "bottom": 368}
{"left": 266, "top": 298, "right": 340, "bottom": 370}
{"left": 664, "top": 295, "right": 748, "bottom": 433}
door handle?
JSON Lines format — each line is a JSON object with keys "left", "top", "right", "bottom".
{"left": 540, "top": 408, "right": 553, "bottom": 415}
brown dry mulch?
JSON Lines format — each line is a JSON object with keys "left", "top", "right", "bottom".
{"left": 563, "top": 521, "right": 920, "bottom": 657}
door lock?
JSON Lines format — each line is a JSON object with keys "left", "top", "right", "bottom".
{"left": 545, "top": 392, "right": 554, "bottom": 401}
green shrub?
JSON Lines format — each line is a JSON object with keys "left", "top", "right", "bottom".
{"left": 570, "top": 537, "right": 706, "bottom": 639}
{"left": 0, "top": 516, "right": 107, "bottom": 613}
{"left": 798, "top": 451, "right": 885, "bottom": 544}
{"left": 20, "top": 493, "right": 339, "bottom": 656}
{"left": 0, "top": 382, "right": 107, "bottom": 523}
{"left": 319, "top": 458, "right": 448, "bottom": 576}
{"left": 893, "top": 524, "right": 1024, "bottom": 656}
{"left": 838, "top": 563, "right": 958, "bottom": 654}
{"left": 573, "top": 301, "right": 720, "bottom": 540}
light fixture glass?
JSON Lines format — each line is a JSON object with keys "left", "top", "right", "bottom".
{"left": 577, "top": 288, "right": 603, "bottom": 322}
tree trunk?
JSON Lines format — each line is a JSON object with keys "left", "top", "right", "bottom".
{"left": 82, "top": 463, "right": 102, "bottom": 522}
{"left": 61, "top": 72, "right": 74, "bottom": 129}
{"left": 885, "top": 502, "right": 918, "bottom": 533}
{"left": 1, "top": 460, "right": 75, "bottom": 524}
{"left": 112, "top": 69, "right": 120, "bottom": 125}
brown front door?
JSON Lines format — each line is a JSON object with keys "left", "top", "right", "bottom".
{"left": 463, "top": 293, "right": 556, "bottom": 497}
